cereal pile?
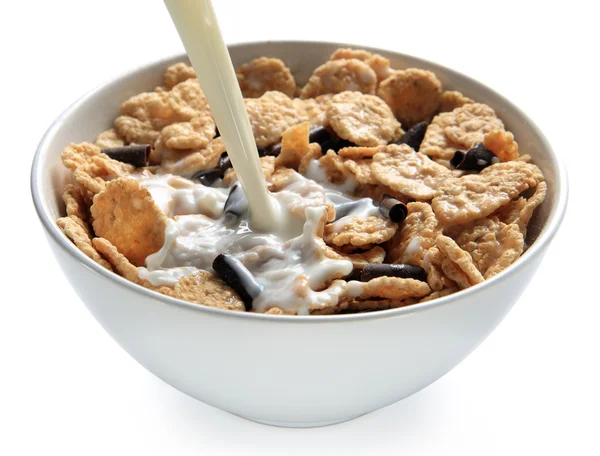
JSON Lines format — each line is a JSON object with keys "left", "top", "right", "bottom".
{"left": 57, "top": 48, "right": 547, "bottom": 315}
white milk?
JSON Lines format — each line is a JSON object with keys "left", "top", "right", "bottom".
{"left": 136, "top": 167, "right": 378, "bottom": 314}
{"left": 164, "top": 0, "right": 279, "bottom": 232}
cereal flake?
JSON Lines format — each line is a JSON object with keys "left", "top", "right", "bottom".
{"left": 324, "top": 216, "right": 397, "bottom": 247}
{"left": 299, "top": 59, "right": 377, "bottom": 99}
{"left": 236, "top": 57, "right": 296, "bottom": 98}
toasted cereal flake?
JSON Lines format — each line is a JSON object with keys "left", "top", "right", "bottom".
{"left": 62, "top": 142, "right": 135, "bottom": 179}
{"left": 319, "top": 150, "right": 352, "bottom": 184}
{"left": 386, "top": 202, "right": 442, "bottom": 266}
{"left": 163, "top": 62, "right": 197, "bottom": 90}
{"left": 377, "top": 69, "right": 442, "bottom": 127}
{"left": 162, "top": 136, "right": 225, "bottom": 176}
{"left": 371, "top": 144, "right": 451, "bottom": 200}
{"left": 298, "top": 144, "right": 323, "bottom": 175}
{"left": 338, "top": 145, "right": 384, "bottom": 159}
{"left": 494, "top": 181, "right": 547, "bottom": 234}
{"left": 263, "top": 307, "right": 286, "bottom": 315}
{"left": 92, "top": 237, "right": 172, "bottom": 294}
{"left": 516, "top": 154, "right": 533, "bottom": 163}
{"left": 172, "top": 271, "right": 246, "bottom": 311}
{"left": 324, "top": 216, "right": 397, "bottom": 247}
{"left": 423, "top": 246, "right": 455, "bottom": 291}
{"left": 420, "top": 103, "right": 504, "bottom": 160}
{"left": 343, "top": 158, "right": 378, "bottom": 185}
{"left": 91, "top": 178, "right": 168, "bottom": 266}
{"left": 327, "top": 92, "right": 401, "bottom": 146}
{"left": 293, "top": 94, "right": 333, "bottom": 127}
{"left": 419, "top": 287, "right": 458, "bottom": 302}
{"left": 167, "top": 78, "right": 211, "bottom": 121}
{"left": 276, "top": 121, "right": 310, "bottom": 169}
{"left": 354, "top": 183, "right": 411, "bottom": 205}
{"left": 324, "top": 245, "right": 386, "bottom": 268}
{"left": 73, "top": 168, "right": 106, "bottom": 196}
{"left": 455, "top": 218, "right": 524, "bottom": 278}
{"left": 57, "top": 217, "right": 112, "bottom": 270}
{"left": 432, "top": 161, "right": 545, "bottom": 225}
{"left": 483, "top": 129, "right": 519, "bottom": 162}
{"left": 299, "top": 59, "right": 377, "bottom": 99}
{"left": 436, "top": 235, "right": 484, "bottom": 289}
{"left": 62, "top": 184, "right": 88, "bottom": 223}
{"left": 329, "top": 48, "right": 391, "bottom": 82}
{"left": 361, "top": 276, "right": 431, "bottom": 300}
{"left": 120, "top": 90, "right": 176, "bottom": 130}
{"left": 94, "top": 129, "right": 124, "bottom": 149}
{"left": 245, "top": 91, "right": 307, "bottom": 147}
{"left": 159, "top": 113, "right": 216, "bottom": 150}
{"left": 236, "top": 57, "right": 296, "bottom": 98}
{"left": 439, "top": 90, "right": 474, "bottom": 113}
{"left": 114, "top": 116, "right": 160, "bottom": 145}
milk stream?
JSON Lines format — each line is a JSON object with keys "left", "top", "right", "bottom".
{"left": 164, "top": 0, "right": 279, "bottom": 232}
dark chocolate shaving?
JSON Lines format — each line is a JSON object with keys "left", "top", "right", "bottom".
{"left": 213, "top": 254, "right": 263, "bottom": 310}
{"left": 308, "top": 126, "right": 332, "bottom": 145}
{"left": 191, "top": 168, "right": 222, "bottom": 186}
{"left": 101, "top": 144, "right": 151, "bottom": 167}
{"left": 379, "top": 197, "right": 408, "bottom": 223}
{"left": 397, "top": 121, "right": 428, "bottom": 151}
{"left": 360, "top": 264, "right": 427, "bottom": 282}
{"left": 218, "top": 152, "right": 232, "bottom": 172}
{"left": 270, "top": 143, "right": 282, "bottom": 156}
{"left": 450, "top": 142, "right": 499, "bottom": 171}
{"left": 321, "top": 137, "right": 356, "bottom": 153}
{"left": 223, "top": 184, "right": 248, "bottom": 223}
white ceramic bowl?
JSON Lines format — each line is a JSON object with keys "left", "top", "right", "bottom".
{"left": 31, "top": 41, "right": 567, "bottom": 427}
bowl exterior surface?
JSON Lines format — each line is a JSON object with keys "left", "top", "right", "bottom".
{"left": 32, "top": 41, "right": 567, "bottom": 427}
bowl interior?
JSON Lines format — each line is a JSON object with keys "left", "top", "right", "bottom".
{"left": 32, "top": 41, "right": 566, "bottom": 303}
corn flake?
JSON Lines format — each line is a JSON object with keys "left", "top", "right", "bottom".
{"left": 377, "top": 69, "right": 442, "bottom": 127}
{"left": 163, "top": 63, "right": 197, "bottom": 90}
{"left": 173, "top": 271, "right": 246, "bottom": 311}
{"left": 327, "top": 91, "right": 402, "bottom": 146}
{"left": 439, "top": 90, "right": 474, "bottom": 113}
{"left": 371, "top": 144, "right": 451, "bottom": 200}
{"left": 360, "top": 276, "right": 431, "bottom": 300}
{"left": 236, "top": 57, "right": 296, "bottom": 98}
{"left": 432, "top": 161, "right": 545, "bottom": 225}
{"left": 300, "top": 59, "right": 377, "bottom": 99}
{"left": 57, "top": 217, "right": 112, "bottom": 270}
{"left": 91, "top": 178, "right": 168, "bottom": 266}
{"left": 324, "top": 216, "right": 397, "bottom": 246}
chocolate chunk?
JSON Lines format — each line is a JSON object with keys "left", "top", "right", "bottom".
{"left": 218, "top": 152, "right": 232, "bottom": 172}
{"left": 257, "top": 146, "right": 271, "bottom": 157}
{"left": 191, "top": 168, "right": 222, "bottom": 186}
{"left": 308, "top": 126, "right": 332, "bottom": 145}
{"left": 450, "top": 142, "right": 499, "bottom": 171}
{"left": 213, "top": 253, "right": 263, "bottom": 310}
{"left": 397, "top": 121, "right": 428, "bottom": 151}
{"left": 270, "top": 142, "right": 282, "bottom": 156}
{"left": 223, "top": 183, "right": 248, "bottom": 223}
{"left": 321, "top": 137, "right": 356, "bottom": 153}
{"left": 379, "top": 197, "right": 408, "bottom": 223}
{"left": 361, "top": 264, "right": 427, "bottom": 282}
{"left": 343, "top": 269, "right": 363, "bottom": 282}
{"left": 101, "top": 144, "right": 151, "bottom": 167}
{"left": 215, "top": 126, "right": 220, "bottom": 138}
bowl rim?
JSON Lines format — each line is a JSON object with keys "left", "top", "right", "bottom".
{"left": 31, "top": 39, "right": 569, "bottom": 324}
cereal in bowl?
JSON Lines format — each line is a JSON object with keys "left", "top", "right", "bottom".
{"left": 56, "top": 50, "right": 546, "bottom": 315}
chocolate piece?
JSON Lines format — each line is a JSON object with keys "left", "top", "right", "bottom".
{"left": 397, "top": 121, "right": 428, "bottom": 151}
{"left": 101, "top": 144, "right": 151, "bottom": 167}
{"left": 308, "top": 126, "right": 332, "bottom": 145}
{"left": 218, "top": 152, "right": 232, "bottom": 172}
{"left": 223, "top": 183, "right": 248, "bottom": 223}
{"left": 257, "top": 146, "right": 271, "bottom": 157}
{"left": 191, "top": 168, "right": 222, "bottom": 186}
{"left": 361, "top": 264, "right": 427, "bottom": 282}
{"left": 343, "top": 269, "right": 363, "bottom": 282}
{"left": 379, "top": 197, "right": 408, "bottom": 223}
{"left": 321, "top": 137, "right": 356, "bottom": 153}
{"left": 450, "top": 142, "right": 499, "bottom": 171}
{"left": 215, "top": 126, "right": 220, "bottom": 137}
{"left": 270, "top": 142, "right": 282, "bottom": 156}
{"left": 213, "top": 253, "right": 263, "bottom": 310}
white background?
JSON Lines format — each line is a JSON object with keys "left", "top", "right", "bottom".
{"left": 1, "top": 0, "right": 598, "bottom": 454}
